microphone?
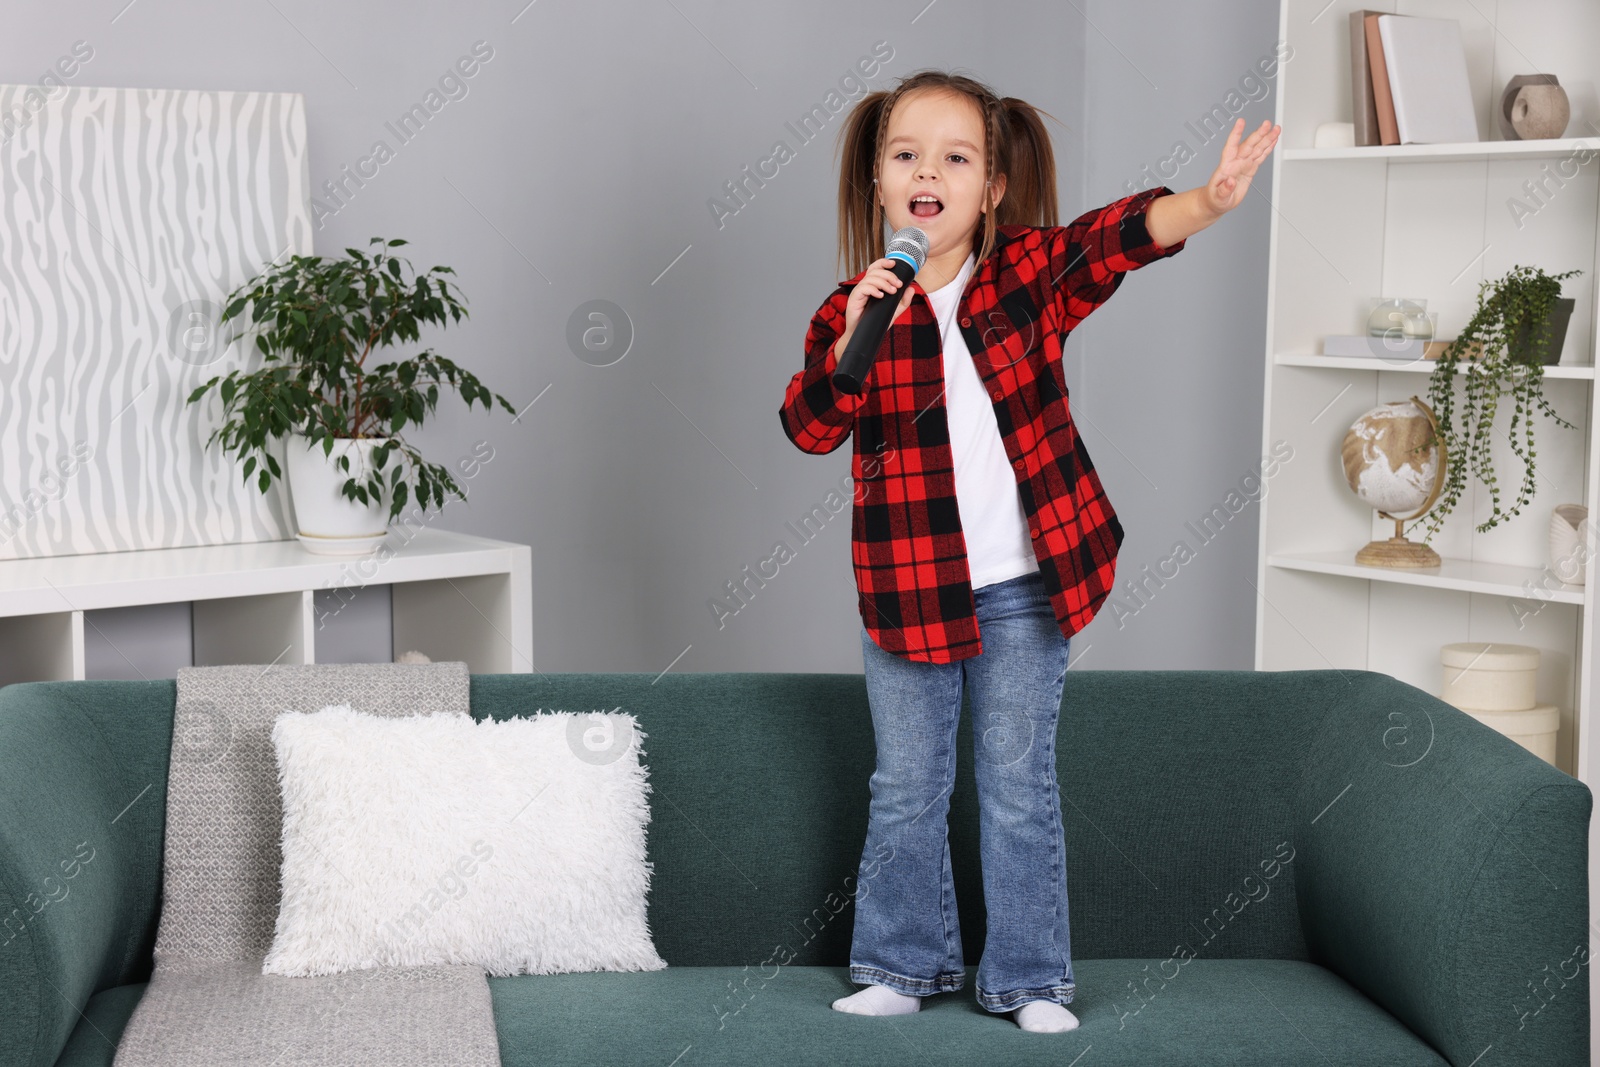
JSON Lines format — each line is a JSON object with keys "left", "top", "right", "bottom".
{"left": 831, "top": 226, "right": 930, "bottom": 396}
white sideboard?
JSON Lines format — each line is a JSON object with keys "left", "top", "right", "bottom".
{"left": 0, "top": 527, "right": 532, "bottom": 683}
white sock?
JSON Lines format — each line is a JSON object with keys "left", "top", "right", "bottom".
{"left": 1013, "top": 1000, "right": 1079, "bottom": 1032}
{"left": 832, "top": 983, "right": 922, "bottom": 1015}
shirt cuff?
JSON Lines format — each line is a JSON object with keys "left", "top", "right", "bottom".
{"left": 822, "top": 336, "right": 869, "bottom": 409}
{"left": 1119, "top": 186, "right": 1188, "bottom": 263}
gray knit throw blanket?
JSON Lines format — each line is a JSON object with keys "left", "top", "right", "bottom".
{"left": 112, "top": 662, "right": 501, "bottom": 1067}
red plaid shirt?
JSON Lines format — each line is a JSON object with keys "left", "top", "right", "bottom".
{"left": 780, "top": 186, "right": 1186, "bottom": 663}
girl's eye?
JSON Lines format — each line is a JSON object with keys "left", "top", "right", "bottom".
{"left": 948, "top": 154, "right": 967, "bottom": 164}
{"left": 894, "top": 151, "right": 914, "bottom": 161}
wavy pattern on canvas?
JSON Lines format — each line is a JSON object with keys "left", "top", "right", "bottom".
{"left": 0, "top": 84, "right": 312, "bottom": 560}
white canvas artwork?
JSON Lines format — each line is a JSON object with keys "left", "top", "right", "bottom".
{"left": 0, "top": 84, "right": 313, "bottom": 560}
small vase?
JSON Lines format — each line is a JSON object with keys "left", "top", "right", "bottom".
{"left": 285, "top": 433, "right": 394, "bottom": 555}
{"left": 1549, "top": 504, "right": 1590, "bottom": 585}
{"left": 1499, "top": 75, "right": 1570, "bottom": 141}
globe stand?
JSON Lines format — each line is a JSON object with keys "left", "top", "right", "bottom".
{"left": 1349, "top": 394, "right": 1449, "bottom": 570}
{"left": 1356, "top": 516, "right": 1442, "bottom": 568}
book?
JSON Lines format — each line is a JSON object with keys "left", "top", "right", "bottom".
{"left": 1349, "top": 10, "right": 1383, "bottom": 146}
{"left": 1364, "top": 13, "right": 1400, "bottom": 145}
{"left": 1378, "top": 14, "right": 1479, "bottom": 144}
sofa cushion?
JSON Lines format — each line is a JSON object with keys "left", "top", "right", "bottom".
{"left": 53, "top": 960, "right": 1450, "bottom": 1067}
{"left": 484, "top": 959, "right": 1447, "bottom": 1066}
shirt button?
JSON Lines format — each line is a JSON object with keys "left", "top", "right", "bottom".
{"left": 1030, "top": 527, "right": 1040, "bottom": 539}
{"left": 960, "top": 316, "right": 971, "bottom": 327}
{"left": 990, "top": 390, "right": 1002, "bottom": 402}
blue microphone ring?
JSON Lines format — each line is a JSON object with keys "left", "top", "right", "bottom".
{"left": 886, "top": 250, "right": 920, "bottom": 272}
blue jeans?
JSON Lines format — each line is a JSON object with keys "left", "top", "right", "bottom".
{"left": 848, "top": 569, "right": 1075, "bottom": 1013}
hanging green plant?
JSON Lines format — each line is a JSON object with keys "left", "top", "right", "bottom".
{"left": 1416, "top": 263, "right": 1581, "bottom": 545}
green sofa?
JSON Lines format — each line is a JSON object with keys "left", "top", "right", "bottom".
{"left": 0, "top": 668, "right": 1589, "bottom": 1066}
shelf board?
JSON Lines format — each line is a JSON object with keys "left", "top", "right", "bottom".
{"left": 1268, "top": 550, "right": 1585, "bottom": 605}
{"left": 1281, "top": 138, "right": 1597, "bottom": 164}
{"left": 0, "top": 527, "right": 524, "bottom": 617}
{"left": 1274, "top": 354, "right": 1596, "bottom": 378}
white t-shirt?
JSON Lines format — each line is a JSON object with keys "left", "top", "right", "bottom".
{"left": 922, "top": 252, "right": 1040, "bottom": 589}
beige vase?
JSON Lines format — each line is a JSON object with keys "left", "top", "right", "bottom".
{"left": 1498, "top": 75, "right": 1570, "bottom": 140}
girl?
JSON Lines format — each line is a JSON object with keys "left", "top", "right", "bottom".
{"left": 779, "top": 70, "right": 1278, "bottom": 1033}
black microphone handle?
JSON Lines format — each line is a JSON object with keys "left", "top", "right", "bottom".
{"left": 831, "top": 256, "right": 920, "bottom": 396}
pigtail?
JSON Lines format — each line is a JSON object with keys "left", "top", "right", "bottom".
{"left": 835, "top": 92, "right": 890, "bottom": 282}
{"left": 997, "top": 98, "right": 1060, "bottom": 229}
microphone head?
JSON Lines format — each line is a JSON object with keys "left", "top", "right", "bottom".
{"left": 884, "top": 226, "right": 930, "bottom": 273}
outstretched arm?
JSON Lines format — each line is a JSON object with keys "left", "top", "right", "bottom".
{"left": 1145, "top": 118, "right": 1281, "bottom": 248}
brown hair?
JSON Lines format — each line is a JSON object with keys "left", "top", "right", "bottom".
{"left": 833, "top": 69, "right": 1063, "bottom": 281}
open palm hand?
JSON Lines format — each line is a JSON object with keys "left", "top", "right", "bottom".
{"left": 1206, "top": 118, "right": 1281, "bottom": 216}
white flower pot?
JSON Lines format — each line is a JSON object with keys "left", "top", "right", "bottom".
{"left": 285, "top": 432, "right": 393, "bottom": 555}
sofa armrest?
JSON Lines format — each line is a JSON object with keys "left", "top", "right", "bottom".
{"left": 0, "top": 680, "right": 174, "bottom": 1067}
{"left": 1295, "top": 670, "right": 1590, "bottom": 1066}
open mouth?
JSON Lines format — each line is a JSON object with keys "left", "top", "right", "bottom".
{"left": 910, "top": 194, "right": 944, "bottom": 218}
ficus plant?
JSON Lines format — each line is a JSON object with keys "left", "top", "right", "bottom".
{"left": 186, "top": 237, "right": 516, "bottom": 521}
{"left": 1417, "top": 263, "right": 1581, "bottom": 544}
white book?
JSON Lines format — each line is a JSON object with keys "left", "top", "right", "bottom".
{"left": 1377, "top": 14, "right": 1479, "bottom": 144}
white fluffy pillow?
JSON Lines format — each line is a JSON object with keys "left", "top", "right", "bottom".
{"left": 262, "top": 704, "right": 667, "bottom": 978}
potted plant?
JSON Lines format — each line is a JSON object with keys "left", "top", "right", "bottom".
{"left": 1416, "top": 263, "right": 1581, "bottom": 545}
{"left": 186, "top": 237, "right": 516, "bottom": 554}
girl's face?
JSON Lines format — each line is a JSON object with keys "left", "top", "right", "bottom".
{"left": 877, "top": 89, "right": 1006, "bottom": 259}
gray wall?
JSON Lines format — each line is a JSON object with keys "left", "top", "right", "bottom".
{"left": 1071, "top": 0, "right": 1283, "bottom": 669}
{"left": 3, "top": 0, "right": 1278, "bottom": 677}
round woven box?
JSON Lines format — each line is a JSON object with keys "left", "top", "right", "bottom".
{"left": 1440, "top": 642, "right": 1539, "bottom": 711}
{"left": 1462, "top": 703, "right": 1559, "bottom": 765}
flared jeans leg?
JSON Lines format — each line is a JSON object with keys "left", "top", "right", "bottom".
{"left": 847, "top": 570, "right": 1076, "bottom": 1012}
{"left": 847, "top": 624, "right": 967, "bottom": 996}
{"left": 964, "top": 574, "right": 1075, "bottom": 1011}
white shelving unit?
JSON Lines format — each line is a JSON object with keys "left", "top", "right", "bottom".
{"left": 1257, "top": 0, "right": 1600, "bottom": 1042}
{"left": 0, "top": 527, "right": 533, "bottom": 682}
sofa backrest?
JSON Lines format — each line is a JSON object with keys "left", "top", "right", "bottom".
{"left": 469, "top": 668, "right": 1321, "bottom": 970}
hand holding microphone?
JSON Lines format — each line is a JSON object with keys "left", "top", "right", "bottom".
{"left": 831, "top": 227, "right": 930, "bottom": 396}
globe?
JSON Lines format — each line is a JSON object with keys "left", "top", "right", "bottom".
{"left": 1340, "top": 397, "right": 1448, "bottom": 568}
